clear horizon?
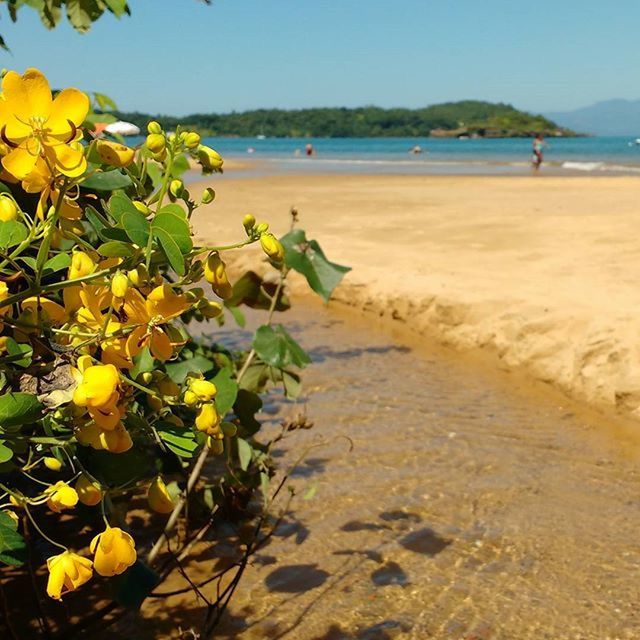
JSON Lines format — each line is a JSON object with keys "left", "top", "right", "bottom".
{"left": 1, "top": 0, "right": 638, "bottom": 116}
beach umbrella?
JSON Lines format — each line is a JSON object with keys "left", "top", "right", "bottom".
{"left": 104, "top": 121, "right": 141, "bottom": 136}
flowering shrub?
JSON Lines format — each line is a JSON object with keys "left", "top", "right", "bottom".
{"left": 0, "top": 68, "right": 348, "bottom": 635}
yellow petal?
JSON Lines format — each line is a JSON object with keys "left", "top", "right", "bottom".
{"left": 2, "top": 68, "right": 52, "bottom": 124}
{"left": 47, "top": 88, "right": 90, "bottom": 135}
{"left": 2, "top": 146, "right": 38, "bottom": 180}
{"left": 47, "top": 143, "right": 86, "bottom": 178}
{"left": 150, "top": 329, "right": 173, "bottom": 361}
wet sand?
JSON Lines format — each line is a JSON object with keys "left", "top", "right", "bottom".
{"left": 128, "top": 299, "right": 640, "bottom": 639}
{"left": 191, "top": 172, "right": 640, "bottom": 420}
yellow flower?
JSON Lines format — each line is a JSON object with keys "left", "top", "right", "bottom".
{"left": 90, "top": 526, "right": 136, "bottom": 577}
{"left": 204, "top": 253, "right": 233, "bottom": 299}
{"left": 188, "top": 378, "right": 217, "bottom": 402}
{"left": 195, "top": 402, "right": 220, "bottom": 435}
{"left": 123, "top": 285, "right": 190, "bottom": 361}
{"left": 46, "top": 550, "right": 93, "bottom": 599}
{"left": 46, "top": 481, "right": 79, "bottom": 512}
{"left": 0, "top": 68, "right": 89, "bottom": 180}
{"left": 76, "top": 422, "right": 132, "bottom": 453}
{"left": 21, "top": 296, "right": 67, "bottom": 325}
{"left": 72, "top": 363, "right": 120, "bottom": 409}
{"left": 75, "top": 474, "right": 103, "bottom": 506}
{"left": 147, "top": 476, "right": 177, "bottom": 514}
{"left": 96, "top": 140, "right": 135, "bottom": 168}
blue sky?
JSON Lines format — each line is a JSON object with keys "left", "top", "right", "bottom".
{"left": 1, "top": 0, "right": 638, "bottom": 115}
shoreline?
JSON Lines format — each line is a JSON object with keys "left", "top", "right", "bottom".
{"left": 192, "top": 171, "right": 640, "bottom": 423}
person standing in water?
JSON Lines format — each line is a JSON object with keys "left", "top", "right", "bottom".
{"left": 532, "top": 133, "right": 546, "bottom": 171}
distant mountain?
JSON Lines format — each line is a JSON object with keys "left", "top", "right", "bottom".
{"left": 546, "top": 100, "right": 640, "bottom": 136}
{"left": 113, "top": 101, "right": 574, "bottom": 138}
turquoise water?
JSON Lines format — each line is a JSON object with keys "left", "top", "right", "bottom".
{"left": 196, "top": 135, "right": 640, "bottom": 175}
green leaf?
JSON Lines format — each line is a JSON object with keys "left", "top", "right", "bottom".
{"left": 281, "top": 369, "right": 302, "bottom": 398}
{"left": 104, "top": 0, "right": 130, "bottom": 18}
{"left": 82, "top": 169, "right": 132, "bottom": 191}
{"left": 154, "top": 227, "right": 184, "bottom": 276}
{"left": 43, "top": 253, "right": 71, "bottom": 275}
{"left": 5, "top": 338, "right": 33, "bottom": 369}
{"left": 121, "top": 211, "right": 150, "bottom": 247}
{"left": 130, "top": 347, "right": 154, "bottom": 379}
{"left": 152, "top": 212, "right": 192, "bottom": 254}
{"left": 112, "top": 560, "right": 160, "bottom": 610}
{"left": 237, "top": 438, "right": 252, "bottom": 471}
{"left": 211, "top": 368, "right": 238, "bottom": 417}
{"left": 0, "top": 393, "right": 43, "bottom": 430}
{"left": 0, "top": 440, "right": 13, "bottom": 463}
{"left": 165, "top": 355, "right": 214, "bottom": 385}
{"left": 233, "top": 389, "right": 262, "bottom": 435}
{"left": 98, "top": 241, "right": 134, "bottom": 257}
{"left": 157, "top": 424, "right": 198, "bottom": 459}
{"left": 0, "top": 512, "right": 26, "bottom": 566}
{"left": 66, "top": 0, "right": 104, "bottom": 32}
{"left": 280, "top": 228, "right": 351, "bottom": 302}
{"left": 225, "top": 271, "right": 290, "bottom": 311}
{"left": 0, "top": 221, "right": 28, "bottom": 249}
{"left": 170, "top": 154, "right": 190, "bottom": 179}
{"left": 94, "top": 91, "right": 117, "bottom": 111}
{"left": 108, "top": 192, "right": 137, "bottom": 224}
{"left": 225, "top": 304, "right": 246, "bottom": 327}
{"left": 253, "top": 324, "right": 311, "bottom": 369}
{"left": 157, "top": 203, "right": 187, "bottom": 220}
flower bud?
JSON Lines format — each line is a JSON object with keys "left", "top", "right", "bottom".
{"left": 183, "top": 390, "right": 199, "bottom": 407}
{"left": 204, "top": 253, "right": 233, "bottom": 299}
{"left": 255, "top": 222, "right": 269, "bottom": 234}
{"left": 169, "top": 179, "right": 184, "bottom": 198}
{"left": 147, "top": 121, "right": 162, "bottom": 134}
{"left": 96, "top": 140, "right": 135, "bottom": 168}
{"left": 201, "top": 188, "right": 215, "bottom": 204}
{"left": 127, "top": 264, "right": 149, "bottom": 287}
{"left": 75, "top": 474, "right": 103, "bottom": 507}
{"left": 209, "top": 438, "right": 224, "bottom": 455}
{"left": 184, "top": 132, "right": 201, "bottom": 149}
{"left": 147, "top": 476, "right": 177, "bottom": 514}
{"left": 110, "top": 272, "right": 129, "bottom": 299}
{"left": 0, "top": 195, "right": 18, "bottom": 222}
{"left": 140, "top": 371, "right": 154, "bottom": 384}
{"left": 260, "top": 233, "right": 285, "bottom": 261}
{"left": 133, "top": 201, "right": 150, "bottom": 215}
{"left": 43, "top": 457, "right": 62, "bottom": 472}
{"left": 242, "top": 214, "right": 256, "bottom": 232}
{"left": 69, "top": 251, "right": 96, "bottom": 280}
{"left": 197, "top": 145, "right": 223, "bottom": 174}
{"left": 146, "top": 133, "right": 165, "bottom": 153}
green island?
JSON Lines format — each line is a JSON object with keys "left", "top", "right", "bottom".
{"left": 114, "top": 100, "right": 575, "bottom": 138}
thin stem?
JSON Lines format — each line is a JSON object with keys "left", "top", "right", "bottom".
{"left": 24, "top": 506, "right": 67, "bottom": 552}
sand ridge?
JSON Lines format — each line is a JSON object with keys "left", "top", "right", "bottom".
{"left": 191, "top": 172, "right": 640, "bottom": 418}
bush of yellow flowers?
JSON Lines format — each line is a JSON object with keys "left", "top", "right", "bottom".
{"left": 0, "top": 68, "right": 348, "bottom": 634}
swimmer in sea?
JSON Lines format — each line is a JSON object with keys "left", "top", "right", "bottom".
{"left": 532, "top": 134, "right": 546, "bottom": 171}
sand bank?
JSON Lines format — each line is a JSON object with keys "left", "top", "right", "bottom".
{"left": 191, "top": 172, "right": 640, "bottom": 418}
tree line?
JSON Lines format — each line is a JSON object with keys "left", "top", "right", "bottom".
{"left": 112, "top": 101, "right": 572, "bottom": 138}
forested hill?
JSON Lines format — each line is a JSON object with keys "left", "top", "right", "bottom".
{"left": 113, "top": 101, "right": 574, "bottom": 138}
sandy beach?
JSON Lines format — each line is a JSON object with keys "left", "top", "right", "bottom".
{"left": 191, "top": 171, "right": 640, "bottom": 419}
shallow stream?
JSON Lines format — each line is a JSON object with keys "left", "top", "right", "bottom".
{"left": 153, "top": 299, "right": 640, "bottom": 639}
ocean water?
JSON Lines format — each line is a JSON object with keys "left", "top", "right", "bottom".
{"left": 195, "top": 135, "right": 640, "bottom": 176}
